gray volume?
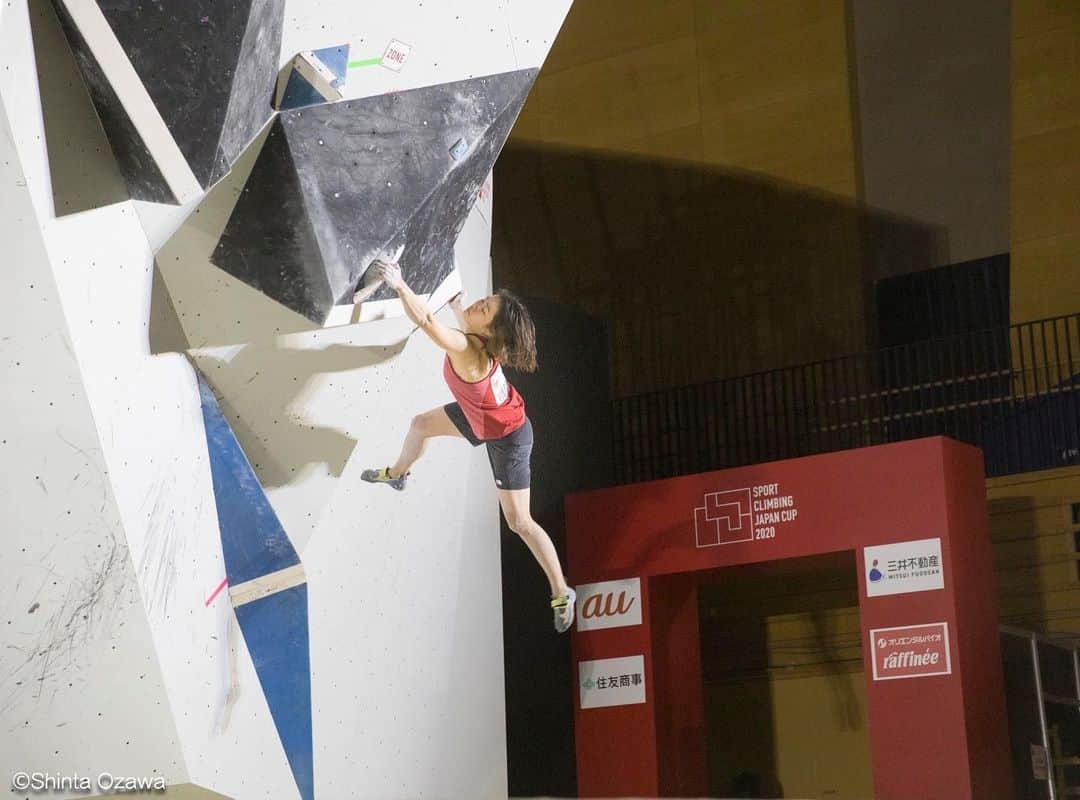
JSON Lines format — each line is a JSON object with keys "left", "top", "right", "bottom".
{"left": 210, "top": 69, "right": 538, "bottom": 323}
{"left": 53, "top": 0, "right": 285, "bottom": 202}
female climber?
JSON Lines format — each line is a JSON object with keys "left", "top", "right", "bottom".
{"left": 358, "top": 260, "right": 576, "bottom": 633}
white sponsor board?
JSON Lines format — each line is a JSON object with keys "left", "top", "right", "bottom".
{"left": 576, "top": 578, "right": 642, "bottom": 632}
{"left": 1031, "top": 744, "right": 1049, "bottom": 780}
{"left": 869, "top": 622, "right": 952, "bottom": 681}
{"left": 579, "top": 655, "right": 646, "bottom": 709}
{"left": 864, "top": 537, "right": 944, "bottom": 597}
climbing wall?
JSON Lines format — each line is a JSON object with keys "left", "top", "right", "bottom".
{"left": 0, "top": 66, "right": 184, "bottom": 795}
{"left": 0, "top": 0, "right": 572, "bottom": 798}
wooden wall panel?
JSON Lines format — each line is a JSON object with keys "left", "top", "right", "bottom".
{"left": 493, "top": 146, "right": 888, "bottom": 396}
{"left": 1011, "top": 2, "right": 1080, "bottom": 322}
{"left": 849, "top": 0, "right": 1011, "bottom": 268}
{"left": 987, "top": 466, "right": 1080, "bottom": 636}
{"left": 695, "top": 0, "right": 856, "bottom": 195}
{"left": 498, "top": 0, "right": 864, "bottom": 396}
{"left": 513, "top": 0, "right": 856, "bottom": 196}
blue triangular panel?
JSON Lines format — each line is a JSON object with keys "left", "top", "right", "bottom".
{"left": 314, "top": 44, "right": 349, "bottom": 86}
{"left": 196, "top": 374, "right": 300, "bottom": 585}
{"left": 279, "top": 44, "right": 350, "bottom": 111}
{"left": 195, "top": 369, "right": 313, "bottom": 800}
{"left": 236, "top": 586, "right": 314, "bottom": 800}
{"left": 279, "top": 72, "right": 325, "bottom": 112}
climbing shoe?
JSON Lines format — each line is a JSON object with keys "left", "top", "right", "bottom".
{"left": 361, "top": 466, "right": 408, "bottom": 491}
{"left": 551, "top": 587, "right": 577, "bottom": 633}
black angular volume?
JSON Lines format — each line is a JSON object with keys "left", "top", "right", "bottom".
{"left": 53, "top": 0, "right": 284, "bottom": 202}
{"left": 211, "top": 69, "right": 538, "bottom": 323}
{"left": 51, "top": 0, "right": 176, "bottom": 203}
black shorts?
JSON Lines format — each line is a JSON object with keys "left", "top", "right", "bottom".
{"left": 443, "top": 402, "right": 533, "bottom": 490}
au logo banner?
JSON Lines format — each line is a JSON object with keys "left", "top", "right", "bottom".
{"left": 575, "top": 578, "right": 642, "bottom": 632}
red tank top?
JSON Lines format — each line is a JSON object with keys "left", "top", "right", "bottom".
{"left": 443, "top": 336, "right": 526, "bottom": 440}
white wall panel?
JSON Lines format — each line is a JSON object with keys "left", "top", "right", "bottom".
{"left": 1, "top": 1, "right": 570, "bottom": 796}
{"left": 280, "top": 0, "right": 572, "bottom": 102}
{"left": 0, "top": 84, "right": 184, "bottom": 794}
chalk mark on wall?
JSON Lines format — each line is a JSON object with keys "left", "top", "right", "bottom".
{"left": 137, "top": 476, "right": 196, "bottom": 620}
{"left": 211, "top": 606, "right": 242, "bottom": 735}
{"left": 0, "top": 529, "right": 131, "bottom": 720}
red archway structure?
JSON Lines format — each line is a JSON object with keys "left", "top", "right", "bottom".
{"left": 566, "top": 437, "right": 1013, "bottom": 799}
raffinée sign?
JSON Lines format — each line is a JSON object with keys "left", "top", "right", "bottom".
{"left": 870, "top": 621, "right": 952, "bottom": 681}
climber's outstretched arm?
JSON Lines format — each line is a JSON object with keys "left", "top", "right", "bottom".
{"left": 372, "top": 261, "right": 469, "bottom": 354}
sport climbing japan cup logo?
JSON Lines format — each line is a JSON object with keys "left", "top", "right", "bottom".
{"left": 693, "top": 483, "right": 800, "bottom": 547}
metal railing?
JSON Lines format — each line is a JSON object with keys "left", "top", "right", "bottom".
{"left": 612, "top": 313, "right": 1080, "bottom": 484}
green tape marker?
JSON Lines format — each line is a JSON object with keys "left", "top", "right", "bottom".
{"left": 347, "top": 57, "right": 381, "bottom": 69}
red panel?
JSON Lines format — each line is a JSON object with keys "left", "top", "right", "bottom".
{"left": 566, "top": 437, "right": 1012, "bottom": 800}
{"left": 567, "top": 438, "right": 953, "bottom": 580}
{"left": 572, "top": 581, "right": 658, "bottom": 797}
{"left": 942, "top": 441, "right": 1015, "bottom": 799}
{"left": 650, "top": 574, "right": 707, "bottom": 797}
